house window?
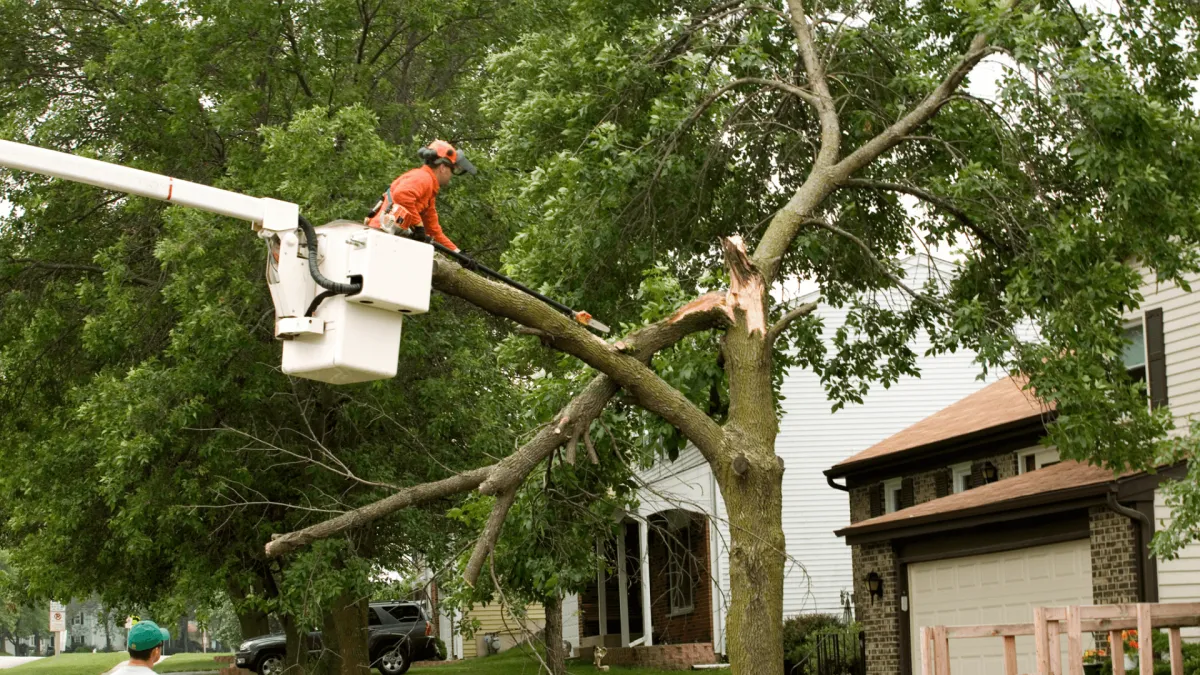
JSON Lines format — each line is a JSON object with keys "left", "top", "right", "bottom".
{"left": 948, "top": 463, "right": 971, "bottom": 494}
{"left": 1123, "top": 321, "right": 1147, "bottom": 385}
{"left": 667, "top": 525, "right": 695, "bottom": 616}
{"left": 884, "top": 478, "right": 903, "bottom": 513}
{"left": 71, "top": 635, "right": 85, "bottom": 646}
{"left": 72, "top": 613, "right": 84, "bottom": 626}
{"left": 1018, "top": 448, "right": 1061, "bottom": 474}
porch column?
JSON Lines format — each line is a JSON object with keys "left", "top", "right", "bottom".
{"left": 596, "top": 537, "right": 607, "bottom": 639}
{"left": 617, "top": 525, "right": 630, "bottom": 646}
{"left": 639, "top": 518, "right": 653, "bottom": 646}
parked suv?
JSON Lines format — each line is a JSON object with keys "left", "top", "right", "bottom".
{"left": 235, "top": 601, "right": 437, "bottom": 675}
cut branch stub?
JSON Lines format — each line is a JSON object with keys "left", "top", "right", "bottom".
{"left": 733, "top": 453, "right": 750, "bottom": 477}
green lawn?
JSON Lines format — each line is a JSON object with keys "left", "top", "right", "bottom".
{"left": 4, "top": 652, "right": 126, "bottom": 675}
{"left": 410, "top": 647, "right": 703, "bottom": 675}
{"left": 154, "top": 652, "right": 234, "bottom": 673}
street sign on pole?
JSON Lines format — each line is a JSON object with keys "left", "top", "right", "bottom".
{"left": 48, "top": 609, "right": 65, "bottom": 632}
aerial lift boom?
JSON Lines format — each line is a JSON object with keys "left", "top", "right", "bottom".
{"left": 0, "top": 139, "right": 607, "bottom": 384}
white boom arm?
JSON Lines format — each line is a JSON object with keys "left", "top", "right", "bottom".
{"left": 0, "top": 139, "right": 433, "bottom": 385}
{"left": 0, "top": 139, "right": 299, "bottom": 233}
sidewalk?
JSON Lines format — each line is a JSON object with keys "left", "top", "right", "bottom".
{"left": 0, "top": 658, "right": 42, "bottom": 670}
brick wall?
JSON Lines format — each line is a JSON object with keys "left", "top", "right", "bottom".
{"left": 851, "top": 542, "right": 899, "bottom": 675}
{"left": 578, "top": 643, "right": 716, "bottom": 670}
{"left": 1090, "top": 507, "right": 1140, "bottom": 604}
{"left": 649, "top": 517, "right": 712, "bottom": 644}
{"left": 850, "top": 486, "right": 871, "bottom": 524}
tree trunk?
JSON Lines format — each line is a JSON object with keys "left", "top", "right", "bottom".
{"left": 227, "top": 579, "right": 271, "bottom": 640}
{"left": 719, "top": 240, "right": 786, "bottom": 675}
{"left": 282, "top": 613, "right": 309, "bottom": 673}
{"left": 543, "top": 593, "right": 565, "bottom": 675}
{"left": 721, "top": 457, "right": 785, "bottom": 675}
{"left": 317, "top": 591, "right": 371, "bottom": 675}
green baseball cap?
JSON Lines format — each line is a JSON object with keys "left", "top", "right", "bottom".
{"left": 127, "top": 620, "right": 170, "bottom": 651}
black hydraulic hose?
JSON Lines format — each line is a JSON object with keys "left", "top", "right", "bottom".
{"left": 428, "top": 241, "right": 580, "bottom": 320}
{"left": 297, "top": 215, "right": 362, "bottom": 296}
{"left": 305, "top": 289, "right": 338, "bottom": 318}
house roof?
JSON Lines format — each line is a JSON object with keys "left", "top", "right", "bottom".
{"left": 835, "top": 460, "right": 1126, "bottom": 539}
{"left": 828, "top": 375, "right": 1053, "bottom": 476}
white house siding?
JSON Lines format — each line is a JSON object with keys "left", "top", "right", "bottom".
{"left": 777, "top": 256, "right": 1002, "bottom": 617}
{"left": 631, "top": 255, "right": 1003, "bottom": 649}
{"left": 1133, "top": 267, "right": 1200, "bottom": 426}
{"left": 1154, "top": 488, "right": 1200, "bottom": 638}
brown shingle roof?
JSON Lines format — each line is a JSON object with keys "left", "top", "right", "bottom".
{"left": 835, "top": 460, "right": 1125, "bottom": 537}
{"left": 831, "top": 375, "right": 1052, "bottom": 472}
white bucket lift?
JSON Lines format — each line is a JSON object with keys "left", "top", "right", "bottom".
{"left": 275, "top": 220, "right": 432, "bottom": 384}
{"left": 0, "top": 140, "right": 430, "bottom": 384}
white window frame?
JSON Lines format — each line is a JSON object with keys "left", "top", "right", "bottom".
{"left": 72, "top": 612, "right": 84, "bottom": 626}
{"left": 950, "top": 462, "right": 972, "bottom": 494}
{"left": 884, "top": 478, "right": 903, "bottom": 514}
{"left": 666, "top": 524, "right": 695, "bottom": 616}
{"left": 1018, "top": 448, "right": 1061, "bottom": 474}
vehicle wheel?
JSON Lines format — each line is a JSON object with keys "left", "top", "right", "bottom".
{"left": 376, "top": 646, "right": 410, "bottom": 675}
{"left": 257, "top": 653, "right": 285, "bottom": 675}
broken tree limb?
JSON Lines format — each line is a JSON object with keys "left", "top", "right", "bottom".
{"left": 265, "top": 290, "right": 730, "bottom": 558}
{"left": 265, "top": 466, "right": 493, "bottom": 557}
{"left": 463, "top": 488, "right": 519, "bottom": 587}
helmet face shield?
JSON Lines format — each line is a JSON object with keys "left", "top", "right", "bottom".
{"left": 419, "top": 140, "right": 477, "bottom": 176}
{"left": 452, "top": 152, "right": 477, "bottom": 175}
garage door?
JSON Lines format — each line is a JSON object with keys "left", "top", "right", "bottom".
{"left": 909, "top": 539, "right": 1093, "bottom": 675}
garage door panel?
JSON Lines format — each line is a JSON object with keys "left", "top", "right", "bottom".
{"left": 910, "top": 539, "right": 1093, "bottom": 675}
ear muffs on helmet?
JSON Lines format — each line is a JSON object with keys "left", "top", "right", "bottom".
{"left": 417, "top": 140, "right": 478, "bottom": 175}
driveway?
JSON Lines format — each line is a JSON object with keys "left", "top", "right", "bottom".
{"left": 0, "top": 657, "right": 42, "bottom": 669}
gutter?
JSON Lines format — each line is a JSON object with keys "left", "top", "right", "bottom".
{"left": 1106, "top": 487, "right": 1156, "bottom": 602}
{"left": 826, "top": 475, "right": 849, "bottom": 492}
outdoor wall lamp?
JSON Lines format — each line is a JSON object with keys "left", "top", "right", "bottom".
{"left": 865, "top": 572, "right": 884, "bottom": 601}
{"left": 982, "top": 462, "right": 999, "bottom": 484}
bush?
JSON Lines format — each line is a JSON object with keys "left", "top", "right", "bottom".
{"left": 782, "top": 614, "right": 854, "bottom": 674}
{"left": 434, "top": 637, "right": 447, "bottom": 661}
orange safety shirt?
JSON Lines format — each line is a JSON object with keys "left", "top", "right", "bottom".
{"left": 367, "top": 165, "right": 458, "bottom": 251}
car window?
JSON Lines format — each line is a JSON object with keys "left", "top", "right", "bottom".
{"left": 368, "top": 608, "right": 384, "bottom": 626}
{"left": 384, "top": 605, "right": 421, "bottom": 622}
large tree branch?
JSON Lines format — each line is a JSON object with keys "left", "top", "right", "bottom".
{"left": 463, "top": 488, "right": 517, "bottom": 587}
{"left": 839, "top": 178, "right": 1002, "bottom": 250}
{"left": 431, "top": 257, "right": 727, "bottom": 462}
{"left": 836, "top": 33, "right": 999, "bottom": 176}
{"left": 264, "top": 290, "right": 730, "bottom": 558}
{"left": 784, "top": 0, "right": 840, "bottom": 166}
{"left": 265, "top": 467, "right": 493, "bottom": 557}
{"left": 751, "top": 22, "right": 1004, "bottom": 283}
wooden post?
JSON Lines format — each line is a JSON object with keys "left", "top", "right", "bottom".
{"left": 1168, "top": 627, "right": 1183, "bottom": 675}
{"left": 920, "top": 627, "right": 933, "bottom": 675}
{"left": 1067, "top": 606, "right": 1084, "bottom": 675}
{"left": 1035, "top": 607, "right": 1051, "bottom": 675}
{"left": 1138, "top": 603, "right": 1153, "bottom": 675}
{"left": 1050, "top": 619, "right": 1062, "bottom": 675}
{"left": 1004, "top": 635, "right": 1019, "bottom": 675}
{"left": 616, "top": 528, "right": 629, "bottom": 647}
{"left": 1110, "top": 630, "right": 1126, "bottom": 675}
{"left": 933, "top": 625, "right": 951, "bottom": 675}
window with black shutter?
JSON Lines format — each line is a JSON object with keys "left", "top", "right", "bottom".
{"left": 869, "top": 483, "right": 884, "bottom": 518}
{"left": 1147, "top": 308, "right": 1168, "bottom": 408}
{"left": 900, "top": 477, "right": 915, "bottom": 509}
{"left": 934, "top": 469, "right": 950, "bottom": 498}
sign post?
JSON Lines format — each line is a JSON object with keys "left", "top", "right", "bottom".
{"left": 48, "top": 602, "right": 65, "bottom": 654}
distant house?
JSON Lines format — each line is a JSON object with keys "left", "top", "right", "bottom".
{"left": 565, "top": 255, "right": 1005, "bottom": 663}
{"left": 830, "top": 266, "right": 1200, "bottom": 675}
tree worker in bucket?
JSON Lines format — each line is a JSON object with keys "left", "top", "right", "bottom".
{"left": 366, "top": 139, "right": 477, "bottom": 252}
{"left": 112, "top": 620, "right": 171, "bottom": 673}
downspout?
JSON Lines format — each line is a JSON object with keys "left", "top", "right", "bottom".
{"left": 1106, "top": 489, "right": 1155, "bottom": 602}
{"left": 710, "top": 471, "right": 724, "bottom": 656}
{"left": 827, "top": 475, "right": 850, "bottom": 492}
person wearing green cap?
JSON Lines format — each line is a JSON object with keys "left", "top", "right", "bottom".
{"left": 112, "top": 620, "right": 171, "bottom": 673}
